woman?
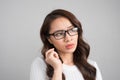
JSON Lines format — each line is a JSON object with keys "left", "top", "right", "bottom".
{"left": 30, "top": 9, "right": 102, "bottom": 80}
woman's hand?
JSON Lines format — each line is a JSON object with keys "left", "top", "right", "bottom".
{"left": 45, "top": 48, "right": 62, "bottom": 70}
{"left": 45, "top": 48, "right": 63, "bottom": 80}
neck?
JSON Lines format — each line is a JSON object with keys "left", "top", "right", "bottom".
{"left": 59, "top": 52, "right": 74, "bottom": 66}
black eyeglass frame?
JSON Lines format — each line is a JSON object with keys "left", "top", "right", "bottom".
{"left": 48, "top": 27, "right": 79, "bottom": 40}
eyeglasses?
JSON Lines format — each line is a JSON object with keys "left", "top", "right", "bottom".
{"left": 48, "top": 27, "right": 79, "bottom": 40}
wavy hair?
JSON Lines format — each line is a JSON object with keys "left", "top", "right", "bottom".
{"left": 40, "top": 9, "right": 96, "bottom": 80}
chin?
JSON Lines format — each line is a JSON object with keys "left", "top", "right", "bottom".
{"left": 64, "top": 48, "right": 76, "bottom": 53}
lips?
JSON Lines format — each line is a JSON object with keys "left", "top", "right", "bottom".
{"left": 65, "top": 44, "right": 74, "bottom": 49}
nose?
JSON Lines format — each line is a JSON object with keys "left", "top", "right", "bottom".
{"left": 64, "top": 32, "right": 72, "bottom": 42}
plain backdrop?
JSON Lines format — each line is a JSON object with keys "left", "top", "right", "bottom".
{"left": 0, "top": 0, "right": 120, "bottom": 80}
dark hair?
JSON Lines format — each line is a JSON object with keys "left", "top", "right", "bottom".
{"left": 40, "top": 9, "right": 96, "bottom": 80}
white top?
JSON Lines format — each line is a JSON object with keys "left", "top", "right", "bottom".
{"left": 30, "top": 56, "right": 102, "bottom": 80}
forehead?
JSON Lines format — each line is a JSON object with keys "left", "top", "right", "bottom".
{"left": 50, "top": 17, "right": 73, "bottom": 33}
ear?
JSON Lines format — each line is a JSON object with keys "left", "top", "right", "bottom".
{"left": 48, "top": 38, "right": 53, "bottom": 44}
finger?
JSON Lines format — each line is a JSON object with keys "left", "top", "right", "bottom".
{"left": 46, "top": 50, "right": 59, "bottom": 60}
{"left": 45, "top": 48, "right": 54, "bottom": 58}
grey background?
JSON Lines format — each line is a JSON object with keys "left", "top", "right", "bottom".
{"left": 0, "top": 0, "right": 120, "bottom": 80}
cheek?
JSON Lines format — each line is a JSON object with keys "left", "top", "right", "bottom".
{"left": 73, "top": 35, "right": 78, "bottom": 42}
{"left": 52, "top": 40, "right": 63, "bottom": 49}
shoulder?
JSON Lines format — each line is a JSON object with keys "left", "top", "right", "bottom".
{"left": 87, "top": 59, "right": 97, "bottom": 67}
{"left": 31, "top": 56, "right": 46, "bottom": 71}
{"left": 87, "top": 59, "right": 100, "bottom": 72}
{"left": 87, "top": 59, "right": 101, "bottom": 72}
{"left": 30, "top": 56, "right": 48, "bottom": 80}
{"left": 87, "top": 59, "right": 103, "bottom": 80}
{"left": 31, "top": 56, "right": 45, "bottom": 65}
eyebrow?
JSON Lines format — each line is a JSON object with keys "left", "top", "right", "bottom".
{"left": 67, "top": 25, "right": 74, "bottom": 28}
{"left": 50, "top": 25, "right": 74, "bottom": 34}
{"left": 56, "top": 25, "right": 74, "bottom": 31}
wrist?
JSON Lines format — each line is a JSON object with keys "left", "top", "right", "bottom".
{"left": 54, "top": 66, "right": 62, "bottom": 72}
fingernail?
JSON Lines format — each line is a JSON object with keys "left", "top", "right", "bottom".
{"left": 52, "top": 48, "right": 54, "bottom": 50}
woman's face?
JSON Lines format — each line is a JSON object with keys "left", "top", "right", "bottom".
{"left": 48, "top": 17, "right": 78, "bottom": 55}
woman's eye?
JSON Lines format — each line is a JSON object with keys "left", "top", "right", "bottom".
{"left": 55, "top": 33, "right": 64, "bottom": 36}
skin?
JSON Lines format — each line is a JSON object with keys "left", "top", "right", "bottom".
{"left": 45, "top": 17, "right": 78, "bottom": 80}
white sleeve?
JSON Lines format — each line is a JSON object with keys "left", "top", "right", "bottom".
{"left": 30, "top": 57, "right": 49, "bottom": 80}
{"left": 94, "top": 62, "right": 103, "bottom": 80}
